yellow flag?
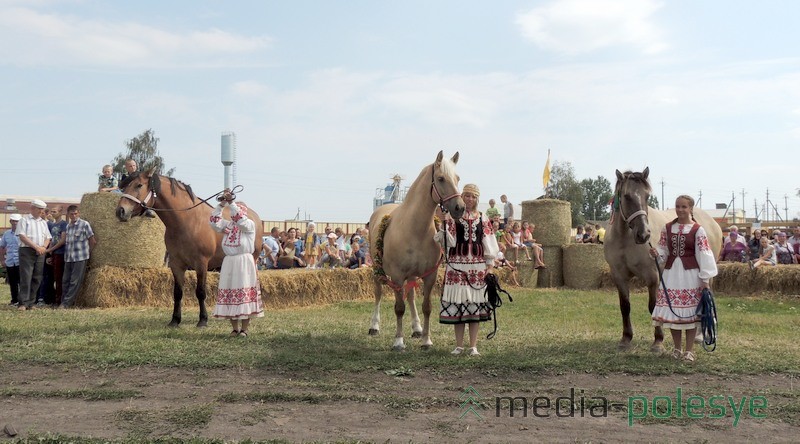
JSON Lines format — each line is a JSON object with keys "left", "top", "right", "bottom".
{"left": 542, "top": 149, "right": 551, "bottom": 190}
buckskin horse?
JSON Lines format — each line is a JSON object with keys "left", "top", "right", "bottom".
{"left": 116, "top": 170, "right": 263, "bottom": 327}
{"left": 603, "top": 167, "right": 721, "bottom": 352}
{"left": 369, "top": 151, "right": 465, "bottom": 351}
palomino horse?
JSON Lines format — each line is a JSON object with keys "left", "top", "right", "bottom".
{"left": 603, "top": 167, "right": 721, "bottom": 352}
{"left": 369, "top": 151, "right": 465, "bottom": 351}
{"left": 115, "top": 170, "right": 264, "bottom": 327}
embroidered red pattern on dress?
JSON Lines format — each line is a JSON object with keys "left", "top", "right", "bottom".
{"left": 224, "top": 225, "right": 241, "bottom": 247}
{"left": 657, "top": 288, "right": 701, "bottom": 306}
{"left": 697, "top": 233, "right": 711, "bottom": 252}
{"left": 217, "top": 286, "right": 259, "bottom": 304}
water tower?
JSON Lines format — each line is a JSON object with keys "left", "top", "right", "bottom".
{"left": 221, "top": 132, "right": 237, "bottom": 189}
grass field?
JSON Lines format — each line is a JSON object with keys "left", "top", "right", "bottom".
{"left": 0, "top": 284, "right": 798, "bottom": 443}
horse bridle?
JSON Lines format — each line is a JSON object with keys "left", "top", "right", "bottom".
{"left": 616, "top": 181, "right": 649, "bottom": 229}
{"left": 430, "top": 164, "right": 461, "bottom": 213}
{"left": 121, "top": 179, "right": 243, "bottom": 214}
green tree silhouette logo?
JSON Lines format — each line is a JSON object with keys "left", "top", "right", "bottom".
{"left": 459, "top": 386, "right": 483, "bottom": 419}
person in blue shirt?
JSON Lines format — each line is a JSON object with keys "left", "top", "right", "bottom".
{"left": 0, "top": 214, "right": 22, "bottom": 306}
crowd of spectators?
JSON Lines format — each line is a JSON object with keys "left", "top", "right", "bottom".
{"left": 717, "top": 225, "right": 800, "bottom": 268}
{"left": 259, "top": 222, "right": 372, "bottom": 270}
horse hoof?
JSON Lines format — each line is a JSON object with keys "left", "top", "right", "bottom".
{"left": 392, "top": 345, "right": 406, "bottom": 352}
{"left": 368, "top": 329, "right": 380, "bottom": 336}
{"left": 650, "top": 344, "right": 665, "bottom": 354}
{"left": 167, "top": 321, "right": 180, "bottom": 328}
{"left": 196, "top": 320, "right": 208, "bottom": 328}
{"left": 411, "top": 331, "right": 422, "bottom": 338}
{"left": 420, "top": 343, "right": 432, "bottom": 350}
{"left": 617, "top": 342, "right": 633, "bottom": 352}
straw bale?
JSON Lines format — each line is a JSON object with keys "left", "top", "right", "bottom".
{"left": 537, "top": 246, "right": 564, "bottom": 287}
{"left": 520, "top": 199, "right": 571, "bottom": 246}
{"left": 80, "top": 192, "right": 166, "bottom": 269}
{"left": 77, "top": 262, "right": 527, "bottom": 309}
{"left": 713, "top": 263, "right": 800, "bottom": 296}
{"left": 562, "top": 243, "right": 606, "bottom": 289}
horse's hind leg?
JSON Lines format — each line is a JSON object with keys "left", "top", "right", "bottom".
{"left": 392, "top": 288, "right": 406, "bottom": 351}
{"left": 169, "top": 267, "right": 185, "bottom": 328}
{"left": 647, "top": 282, "right": 665, "bottom": 353}
{"left": 406, "top": 285, "right": 423, "bottom": 338}
{"left": 612, "top": 273, "right": 634, "bottom": 350}
{"left": 368, "top": 276, "right": 382, "bottom": 335}
{"left": 195, "top": 268, "right": 209, "bottom": 328}
{"left": 418, "top": 273, "right": 437, "bottom": 350}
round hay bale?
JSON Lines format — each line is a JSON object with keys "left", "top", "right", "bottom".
{"left": 537, "top": 246, "right": 564, "bottom": 287}
{"left": 521, "top": 199, "right": 571, "bottom": 246}
{"left": 562, "top": 244, "right": 606, "bottom": 289}
{"left": 79, "top": 192, "right": 166, "bottom": 269}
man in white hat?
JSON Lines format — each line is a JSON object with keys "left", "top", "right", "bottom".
{"left": 16, "top": 200, "right": 52, "bottom": 310}
{"left": 0, "top": 214, "right": 22, "bottom": 306}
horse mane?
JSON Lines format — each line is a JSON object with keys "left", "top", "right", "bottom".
{"left": 150, "top": 174, "right": 197, "bottom": 202}
{"left": 615, "top": 170, "right": 652, "bottom": 194}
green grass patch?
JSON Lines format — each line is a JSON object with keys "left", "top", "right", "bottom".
{"left": 0, "top": 387, "right": 141, "bottom": 401}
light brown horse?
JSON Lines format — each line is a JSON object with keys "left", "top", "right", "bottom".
{"left": 369, "top": 151, "right": 465, "bottom": 351}
{"left": 603, "top": 167, "right": 721, "bottom": 352}
{"left": 115, "top": 170, "right": 263, "bottom": 327}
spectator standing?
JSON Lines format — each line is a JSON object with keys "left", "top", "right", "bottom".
{"left": 648, "top": 195, "right": 717, "bottom": 363}
{"left": 334, "top": 227, "right": 348, "bottom": 262}
{"left": 16, "top": 200, "right": 52, "bottom": 310}
{"left": 360, "top": 225, "right": 372, "bottom": 266}
{"left": 208, "top": 190, "right": 264, "bottom": 336}
{"left": 500, "top": 194, "right": 513, "bottom": 229}
{"left": 436, "top": 183, "right": 498, "bottom": 357}
{"left": 0, "top": 214, "right": 22, "bottom": 306}
{"left": 302, "top": 222, "right": 321, "bottom": 268}
{"left": 261, "top": 227, "right": 281, "bottom": 269}
{"left": 595, "top": 224, "right": 606, "bottom": 244}
{"left": 60, "top": 205, "right": 96, "bottom": 308}
{"left": 44, "top": 206, "right": 68, "bottom": 306}
{"left": 773, "top": 232, "right": 795, "bottom": 264}
{"left": 98, "top": 164, "right": 119, "bottom": 192}
{"left": 486, "top": 199, "right": 500, "bottom": 222}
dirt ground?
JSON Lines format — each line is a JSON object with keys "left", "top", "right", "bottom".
{"left": 0, "top": 364, "right": 797, "bottom": 443}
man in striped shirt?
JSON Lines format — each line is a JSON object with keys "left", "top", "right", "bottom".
{"left": 61, "top": 205, "right": 96, "bottom": 309}
{"left": 16, "top": 199, "right": 52, "bottom": 310}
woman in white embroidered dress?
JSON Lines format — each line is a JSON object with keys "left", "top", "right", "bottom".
{"left": 209, "top": 189, "right": 264, "bottom": 337}
{"left": 435, "top": 183, "right": 499, "bottom": 357}
{"left": 649, "top": 195, "right": 717, "bottom": 363}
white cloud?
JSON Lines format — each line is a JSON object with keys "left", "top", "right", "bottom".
{"left": 515, "top": 0, "right": 667, "bottom": 55}
{"left": 0, "top": 5, "right": 271, "bottom": 68}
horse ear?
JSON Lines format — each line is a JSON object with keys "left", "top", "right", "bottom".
{"left": 451, "top": 152, "right": 459, "bottom": 164}
{"left": 435, "top": 150, "right": 444, "bottom": 165}
{"left": 615, "top": 169, "right": 623, "bottom": 181}
{"left": 144, "top": 167, "right": 157, "bottom": 178}
{"left": 642, "top": 167, "right": 650, "bottom": 179}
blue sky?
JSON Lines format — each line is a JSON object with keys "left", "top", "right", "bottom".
{"left": 2, "top": 0, "right": 799, "bottom": 223}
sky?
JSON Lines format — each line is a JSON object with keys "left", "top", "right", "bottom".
{"left": 2, "top": 0, "right": 799, "bottom": 223}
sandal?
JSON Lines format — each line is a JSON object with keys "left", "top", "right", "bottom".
{"left": 671, "top": 349, "right": 683, "bottom": 360}
{"left": 238, "top": 330, "right": 248, "bottom": 337}
{"left": 683, "top": 351, "right": 696, "bottom": 362}
{"left": 468, "top": 347, "right": 480, "bottom": 356}
{"left": 451, "top": 347, "right": 464, "bottom": 355}
{"left": 230, "top": 330, "right": 239, "bottom": 337}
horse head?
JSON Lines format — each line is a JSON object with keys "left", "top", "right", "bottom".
{"left": 116, "top": 168, "right": 159, "bottom": 221}
{"left": 614, "top": 167, "right": 652, "bottom": 244}
{"left": 431, "top": 150, "right": 465, "bottom": 220}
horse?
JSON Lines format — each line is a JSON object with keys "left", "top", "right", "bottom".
{"left": 368, "top": 151, "right": 465, "bottom": 351}
{"left": 115, "top": 169, "right": 264, "bottom": 327}
{"left": 603, "top": 167, "right": 721, "bottom": 352}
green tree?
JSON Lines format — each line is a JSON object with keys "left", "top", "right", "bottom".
{"left": 548, "top": 160, "right": 585, "bottom": 226}
{"left": 111, "top": 129, "right": 175, "bottom": 177}
{"left": 648, "top": 195, "right": 660, "bottom": 210}
{"left": 581, "top": 176, "right": 612, "bottom": 221}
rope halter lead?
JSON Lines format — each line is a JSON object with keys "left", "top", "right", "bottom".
{"left": 120, "top": 182, "right": 244, "bottom": 213}
{"left": 430, "top": 164, "right": 461, "bottom": 214}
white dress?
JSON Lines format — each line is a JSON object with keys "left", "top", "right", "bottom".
{"left": 651, "top": 222, "right": 717, "bottom": 330}
{"left": 434, "top": 212, "right": 499, "bottom": 324}
{"left": 209, "top": 202, "right": 264, "bottom": 320}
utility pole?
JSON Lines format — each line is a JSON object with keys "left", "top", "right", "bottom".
{"left": 660, "top": 178, "right": 665, "bottom": 210}
{"left": 741, "top": 188, "right": 747, "bottom": 221}
{"left": 754, "top": 199, "right": 759, "bottom": 222}
{"left": 766, "top": 188, "right": 770, "bottom": 221}
{"left": 697, "top": 190, "right": 702, "bottom": 208}
{"left": 731, "top": 191, "right": 736, "bottom": 224}
{"left": 785, "top": 194, "right": 789, "bottom": 222}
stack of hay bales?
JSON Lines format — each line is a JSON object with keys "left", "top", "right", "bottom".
{"left": 521, "top": 199, "right": 571, "bottom": 287}
{"left": 562, "top": 243, "right": 607, "bottom": 289}
{"left": 78, "top": 192, "right": 166, "bottom": 307}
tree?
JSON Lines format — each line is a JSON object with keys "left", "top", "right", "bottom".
{"left": 647, "top": 195, "right": 660, "bottom": 210}
{"left": 111, "top": 129, "right": 175, "bottom": 177}
{"left": 547, "top": 160, "right": 585, "bottom": 226}
{"left": 581, "top": 176, "right": 612, "bottom": 221}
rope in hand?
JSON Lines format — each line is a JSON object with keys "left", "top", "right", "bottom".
{"left": 650, "top": 242, "right": 717, "bottom": 352}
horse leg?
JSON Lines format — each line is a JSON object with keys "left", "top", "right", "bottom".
{"left": 169, "top": 268, "right": 185, "bottom": 328}
{"left": 612, "top": 274, "right": 634, "bottom": 350}
{"left": 195, "top": 268, "right": 209, "bottom": 328}
{"left": 419, "top": 273, "right": 437, "bottom": 350}
{"left": 647, "top": 282, "right": 665, "bottom": 353}
{"left": 368, "top": 275, "right": 382, "bottom": 335}
{"left": 392, "top": 288, "right": 406, "bottom": 351}
{"left": 406, "top": 284, "right": 423, "bottom": 338}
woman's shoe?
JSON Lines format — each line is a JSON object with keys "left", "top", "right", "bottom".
{"left": 451, "top": 347, "right": 464, "bottom": 355}
{"left": 671, "top": 349, "right": 683, "bottom": 360}
{"left": 749, "top": 260, "right": 755, "bottom": 270}
{"left": 468, "top": 347, "right": 480, "bottom": 356}
{"left": 238, "top": 330, "right": 248, "bottom": 337}
{"left": 230, "top": 330, "right": 240, "bottom": 337}
{"left": 683, "top": 351, "right": 696, "bottom": 362}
